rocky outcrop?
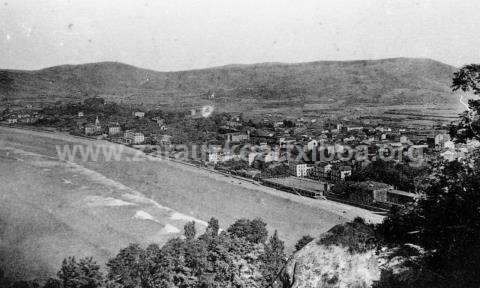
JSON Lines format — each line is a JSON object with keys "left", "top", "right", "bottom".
{"left": 282, "top": 219, "right": 382, "bottom": 288}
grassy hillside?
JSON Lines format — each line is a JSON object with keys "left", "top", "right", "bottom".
{"left": 0, "top": 58, "right": 458, "bottom": 115}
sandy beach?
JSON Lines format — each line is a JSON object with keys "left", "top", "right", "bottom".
{"left": 0, "top": 126, "right": 383, "bottom": 280}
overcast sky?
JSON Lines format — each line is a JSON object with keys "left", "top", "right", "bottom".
{"left": 1, "top": 0, "right": 479, "bottom": 71}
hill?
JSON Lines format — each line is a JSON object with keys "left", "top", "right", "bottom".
{"left": 0, "top": 58, "right": 459, "bottom": 116}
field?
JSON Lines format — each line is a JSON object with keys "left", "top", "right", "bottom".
{"left": 0, "top": 127, "right": 383, "bottom": 281}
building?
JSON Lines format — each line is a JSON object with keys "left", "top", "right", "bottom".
{"left": 18, "top": 116, "right": 38, "bottom": 124}
{"left": 85, "top": 124, "right": 102, "bottom": 135}
{"left": 331, "top": 165, "right": 352, "bottom": 181}
{"left": 443, "top": 140, "right": 455, "bottom": 150}
{"left": 307, "top": 140, "right": 319, "bottom": 151}
{"left": 133, "top": 111, "right": 145, "bottom": 118}
{"left": 248, "top": 152, "right": 260, "bottom": 166}
{"left": 78, "top": 111, "right": 84, "bottom": 117}
{"left": 289, "top": 163, "right": 310, "bottom": 177}
{"left": 85, "top": 117, "right": 102, "bottom": 135}
{"left": 435, "top": 133, "right": 451, "bottom": 149}
{"left": 7, "top": 117, "right": 18, "bottom": 124}
{"left": 374, "top": 189, "right": 418, "bottom": 206}
{"left": 307, "top": 162, "right": 332, "bottom": 180}
{"left": 347, "top": 126, "right": 363, "bottom": 132}
{"left": 207, "top": 145, "right": 223, "bottom": 164}
{"left": 158, "top": 134, "right": 172, "bottom": 145}
{"left": 108, "top": 124, "right": 122, "bottom": 136}
{"left": 226, "top": 132, "right": 249, "bottom": 143}
{"left": 124, "top": 130, "right": 145, "bottom": 144}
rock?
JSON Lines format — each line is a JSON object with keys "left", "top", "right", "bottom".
{"left": 282, "top": 219, "right": 382, "bottom": 288}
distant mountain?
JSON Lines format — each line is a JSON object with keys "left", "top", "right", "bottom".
{"left": 0, "top": 58, "right": 459, "bottom": 114}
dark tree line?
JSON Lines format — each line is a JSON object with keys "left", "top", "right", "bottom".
{"left": 3, "top": 218, "right": 288, "bottom": 288}
{"left": 373, "top": 64, "right": 480, "bottom": 288}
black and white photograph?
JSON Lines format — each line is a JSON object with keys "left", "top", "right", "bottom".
{"left": 1, "top": 1, "right": 480, "bottom": 287}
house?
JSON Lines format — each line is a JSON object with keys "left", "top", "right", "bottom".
{"left": 226, "top": 120, "right": 242, "bottom": 128}
{"left": 152, "top": 117, "right": 166, "bottom": 130}
{"left": 7, "top": 117, "right": 18, "bottom": 124}
{"left": 365, "top": 181, "right": 394, "bottom": 202}
{"left": 248, "top": 152, "right": 260, "bottom": 166}
{"left": 444, "top": 140, "right": 455, "bottom": 150}
{"left": 289, "top": 163, "right": 310, "bottom": 177}
{"left": 331, "top": 165, "right": 352, "bottom": 181}
{"left": 108, "top": 123, "right": 122, "bottom": 136}
{"left": 307, "top": 140, "right": 319, "bottom": 151}
{"left": 76, "top": 119, "right": 88, "bottom": 129}
{"left": 307, "top": 162, "right": 332, "bottom": 180}
{"left": 225, "top": 132, "right": 249, "bottom": 143}
{"left": 376, "top": 189, "right": 418, "bottom": 206}
{"left": 158, "top": 134, "right": 172, "bottom": 145}
{"left": 85, "top": 117, "right": 102, "bottom": 135}
{"left": 435, "top": 133, "right": 451, "bottom": 149}
{"left": 347, "top": 126, "right": 363, "bottom": 132}
{"left": 207, "top": 145, "right": 223, "bottom": 164}
{"left": 18, "top": 116, "right": 38, "bottom": 124}
{"left": 124, "top": 130, "right": 145, "bottom": 144}
{"left": 343, "top": 136, "right": 355, "bottom": 143}
{"left": 85, "top": 124, "right": 102, "bottom": 135}
{"left": 440, "top": 149, "right": 458, "bottom": 162}
{"left": 78, "top": 111, "right": 84, "bottom": 117}
{"left": 133, "top": 111, "right": 145, "bottom": 118}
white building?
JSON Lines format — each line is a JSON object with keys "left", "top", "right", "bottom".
{"left": 290, "top": 163, "right": 309, "bottom": 177}
{"left": 108, "top": 125, "right": 121, "bottom": 136}
{"left": 207, "top": 145, "right": 223, "bottom": 164}
{"left": 124, "top": 130, "right": 145, "bottom": 144}
{"left": 444, "top": 140, "right": 455, "bottom": 150}
{"left": 7, "top": 117, "right": 18, "bottom": 124}
{"left": 307, "top": 140, "right": 319, "bottom": 151}
{"left": 133, "top": 111, "right": 145, "bottom": 118}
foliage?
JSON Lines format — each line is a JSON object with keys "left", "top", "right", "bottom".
{"left": 226, "top": 218, "right": 268, "bottom": 244}
{"left": 450, "top": 64, "right": 480, "bottom": 142}
{"left": 349, "top": 160, "right": 426, "bottom": 191}
{"left": 35, "top": 217, "right": 294, "bottom": 288}
{"left": 376, "top": 155, "right": 480, "bottom": 287}
{"left": 374, "top": 66, "right": 480, "bottom": 287}
{"left": 57, "top": 257, "right": 103, "bottom": 288}
{"left": 319, "top": 217, "right": 377, "bottom": 254}
{"left": 183, "top": 221, "right": 196, "bottom": 241}
{"left": 259, "top": 230, "right": 286, "bottom": 286}
{"left": 294, "top": 235, "right": 314, "bottom": 251}
{"left": 260, "top": 163, "right": 291, "bottom": 178}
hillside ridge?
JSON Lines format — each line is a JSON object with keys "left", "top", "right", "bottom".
{"left": 0, "top": 57, "right": 459, "bottom": 115}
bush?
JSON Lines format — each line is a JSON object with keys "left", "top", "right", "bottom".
{"left": 294, "top": 235, "right": 315, "bottom": 251}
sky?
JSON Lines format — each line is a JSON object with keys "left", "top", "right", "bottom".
{"left": 1, "top": 0, "right": 480, "bottom": 71}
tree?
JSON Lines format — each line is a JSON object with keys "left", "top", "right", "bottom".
{"left": 260, "top": 230, "right": 286, "bottom": 287}
{"left": 450, "top": 64, "right": 480, "bottom": 142}
{"left": 227, "top": 218, "right": 268, "bottom": 244}
{"left": 58, "top": 257, "right": 103, "bottom": 288}
{"left": 106, "top": 243, "right": 153, "bottom": 288}
{"left": 42, "top": 278, "right": 62, "bottom": 288}
{"left": 206, "top": 217, "right": 220, "bottom": 237}
{"left": 184, "top": 221, "right": 197, "bottom": 241}
{"left": 294, "top": 235, "right": 314, "bottom": 251}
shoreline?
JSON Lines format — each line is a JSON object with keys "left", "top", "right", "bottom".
{"left": 0, "top": 124, "right": 385, "bottom": 224}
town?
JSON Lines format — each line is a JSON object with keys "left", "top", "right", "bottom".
{"left": 3, "top": 97, "right": 478, "bottom": 211}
